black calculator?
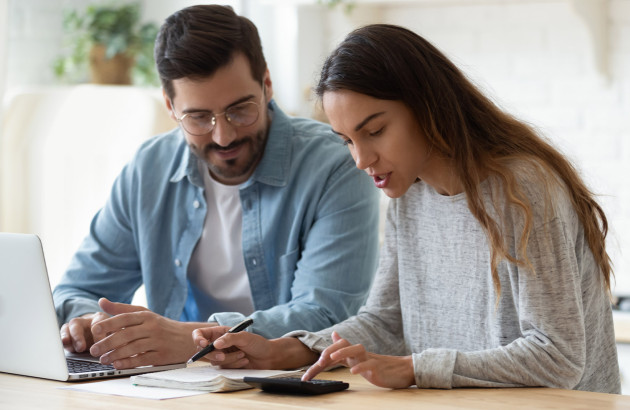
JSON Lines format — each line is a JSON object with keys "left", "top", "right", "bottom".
{"left": 243, "top": 376, "right": 349, "bottom": 395}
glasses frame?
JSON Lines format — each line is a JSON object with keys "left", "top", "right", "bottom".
{"left": 170, "top": 96, "right": 264, "bottom": 136}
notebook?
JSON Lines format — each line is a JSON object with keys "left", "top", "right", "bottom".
{"left": 130, "top": 365, "right": 303, "bottom": 392}
{"left": 0, "top": 232, "right": 185, "bottom": 381}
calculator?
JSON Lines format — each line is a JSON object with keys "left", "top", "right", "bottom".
{"left": 243, "top": 376, "right": 349, "bottom": 395}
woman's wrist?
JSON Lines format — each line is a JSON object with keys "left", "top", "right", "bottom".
{"left": 404, "top": 355, "right": 416, "bottom": 387}
{"left": 269, "top": 337, "right": 319, "bottom": 369}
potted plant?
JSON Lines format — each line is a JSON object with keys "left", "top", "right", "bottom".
{"left": 53, "top": 2, "right": 159, "bottom": 86}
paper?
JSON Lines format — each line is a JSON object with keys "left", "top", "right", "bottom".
{"left": 130, "top": 364, "right": 303, "bottom": 392}
{"left": 59, "top": 378, "right": 208, "bottom": 400}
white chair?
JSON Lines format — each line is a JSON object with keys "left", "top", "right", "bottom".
{"left": 0, "top": 85, "right": 176, "bottom": 288}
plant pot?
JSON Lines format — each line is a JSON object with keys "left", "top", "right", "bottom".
{"left": 89, "top": 44, "right": 134, "bottom": 85}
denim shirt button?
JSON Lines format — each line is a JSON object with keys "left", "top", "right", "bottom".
{"left": 174, "top": 259, "right": 182, "bottom": 267}
{"left": 252, "top": 258, "right": 257, "bottom": 266}
{"left": 192, "top": 200, "right": 200, "bottom": 209}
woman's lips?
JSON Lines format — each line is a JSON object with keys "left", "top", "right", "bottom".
{"left": 372, "top": 173, "right": 391, "bottom": 189}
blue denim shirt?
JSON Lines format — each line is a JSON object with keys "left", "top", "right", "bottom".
{"left": 53, "top": 101, "right": 380, "bottom": 338}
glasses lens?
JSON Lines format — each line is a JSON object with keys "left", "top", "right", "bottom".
{"left": 182, "top": 112, "right": 214, "bottom": 136}
{"left": 226, "top": 102, "right": 259, "bottom": 127}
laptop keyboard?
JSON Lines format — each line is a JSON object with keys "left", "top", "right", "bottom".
{"left": 67, "top": 358, "right": 115, "bottom": 373}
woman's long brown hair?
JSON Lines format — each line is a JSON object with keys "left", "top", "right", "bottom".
{"left": 316, "top": 24, "right": 612, "bottom": 298}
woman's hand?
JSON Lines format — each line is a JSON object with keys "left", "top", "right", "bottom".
{"left": 192, "top": 327, "right": 318, "bottom": 370}
{"left": 302, "top": 331, "right": 415, "bottom": 389}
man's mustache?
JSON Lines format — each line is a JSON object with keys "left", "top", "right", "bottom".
{"left": 203, "top": 138, "right": 248, "bottom": 154}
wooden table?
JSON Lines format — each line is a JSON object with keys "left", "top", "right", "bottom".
{"left": 1, "top": 368, "right": 629, "bottom": 409}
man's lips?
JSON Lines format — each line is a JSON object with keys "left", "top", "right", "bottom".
{"left": 207, "top": 141, "right": 246, "bottom": 160}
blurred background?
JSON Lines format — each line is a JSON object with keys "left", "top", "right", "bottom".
{"left": 0, "top": 0, "right": 628, "bottom": 298}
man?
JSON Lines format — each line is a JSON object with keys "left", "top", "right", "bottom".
{"left": 53, "top": 5, "right": 379, "bottom": 370}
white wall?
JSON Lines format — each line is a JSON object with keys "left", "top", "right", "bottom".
{"left": 377, "top": 0, "right": 630, "bottom": 295}
{"left": 0, "top": 0, "right": 7, "bottom": 116}
{"left": 294, "top": 0, "right": 630, "bottom": 297}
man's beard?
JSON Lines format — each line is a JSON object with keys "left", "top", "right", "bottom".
{"left": 192, "top": 127, "right": 268, "bottom": 181}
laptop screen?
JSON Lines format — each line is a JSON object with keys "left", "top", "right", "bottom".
{"left": 0, "top": 233, "right": 185, "bottom": 381}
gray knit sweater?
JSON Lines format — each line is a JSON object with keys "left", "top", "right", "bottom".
{"left": 289, "top": 176, "right": 620, "bottom": 393}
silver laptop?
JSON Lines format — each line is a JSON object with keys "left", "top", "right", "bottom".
{"left": 0, "top": 232, "right": 185, "bottom": 381}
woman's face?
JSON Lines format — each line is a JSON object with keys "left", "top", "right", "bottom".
{"left": 323, "top": 89, "right": 439, "bottom": 198}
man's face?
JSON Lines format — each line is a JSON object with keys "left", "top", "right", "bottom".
{"left": 166, "top": 53, "right": 273, "bottom": 185}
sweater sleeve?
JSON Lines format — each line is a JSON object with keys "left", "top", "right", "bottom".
{"left": 414, "top": 210, "right": 590, "bottom": 389}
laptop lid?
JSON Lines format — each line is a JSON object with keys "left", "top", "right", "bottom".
{"left": 0, "top": 233, "right": 184, "bottom": 381}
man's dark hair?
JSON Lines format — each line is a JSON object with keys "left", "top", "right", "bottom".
{"left": 155, "top": 5, "right": 267, "bottom": 99}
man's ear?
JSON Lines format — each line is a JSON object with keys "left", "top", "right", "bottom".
{"left": 162, "top": 89, "right": 177, "bottom": 121}
{"left": 262, "top": 68, "right": 273, "bottom": 102}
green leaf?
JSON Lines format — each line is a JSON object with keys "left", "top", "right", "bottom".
{"left": 53, "top": 1, "right": 159, "bottom": 85}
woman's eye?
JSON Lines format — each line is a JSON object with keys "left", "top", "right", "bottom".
{"left": 342, "top": 139, "right": 353, "bottom": 146}
{"left": 368, "top": 127, "right": 384, "bottom": 137}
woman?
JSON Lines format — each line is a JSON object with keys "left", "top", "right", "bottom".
{"left": 192, "top": 24, "right": 620, "bottom": 393}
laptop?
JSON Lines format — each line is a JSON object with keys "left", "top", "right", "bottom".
{"left": 0, "top": 232, "right": 185, "bottom": 381}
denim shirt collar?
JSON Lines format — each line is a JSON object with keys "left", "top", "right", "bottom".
{"left": 169, "top": 128, "right": 201, "bottom": 186}
{"left": 169, "top": 99, "right": 290, "bottom": 189}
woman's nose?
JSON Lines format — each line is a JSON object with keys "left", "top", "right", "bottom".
{"left": 353, "top": 143, "right": 376, "bottom": 170}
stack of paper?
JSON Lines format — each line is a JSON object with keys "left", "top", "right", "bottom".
{"left": 131, "top": 365, "right": 303, "bottom": 393}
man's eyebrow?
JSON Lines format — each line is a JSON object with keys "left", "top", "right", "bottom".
{"left": 180, "top": 94, "right": 256, "bottom": 114}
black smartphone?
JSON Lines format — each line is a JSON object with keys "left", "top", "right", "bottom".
{"left": 243, "top": 376, "right": 349, "bottom": 395}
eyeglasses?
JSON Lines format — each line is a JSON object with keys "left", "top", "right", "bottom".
{"left": 171, "top": 99, "right": 261, "bottom": 136}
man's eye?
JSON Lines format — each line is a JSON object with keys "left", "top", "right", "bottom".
{"left": 342, "top": 139, "right": 353, "bottom": 146}
{"left": 189, "top": 113, "right": 210, "bottom": 121}
{"left": 229, "top": 104, "right": 249, "bottom": 114}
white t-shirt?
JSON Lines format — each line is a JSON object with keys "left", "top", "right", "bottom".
{"left": 188, "top": 163, "right": 254, "bottom": 316}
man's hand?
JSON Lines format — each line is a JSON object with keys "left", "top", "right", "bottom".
{"left": 88, "top": 298, "right": 211, "bottom": 369}
{"left": 60, "top": 311, "right": 110, "bottom": 353}
{"left": 302, "top": 331, "right": 415, "bottom": 389}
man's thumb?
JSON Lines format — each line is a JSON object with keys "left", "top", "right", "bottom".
{"left": 98, "top": 297, "right": 147, "bottom": 315}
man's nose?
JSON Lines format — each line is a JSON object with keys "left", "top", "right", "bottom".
{"left": 211, "top": 114, "right": 237, "bottom": 147}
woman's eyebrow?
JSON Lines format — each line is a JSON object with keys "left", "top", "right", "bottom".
{"left": 330, "top": 111, "right": 386, "bottom": 136}
{"left": 354, "top": 112, "right": 385, "bottom": 131}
